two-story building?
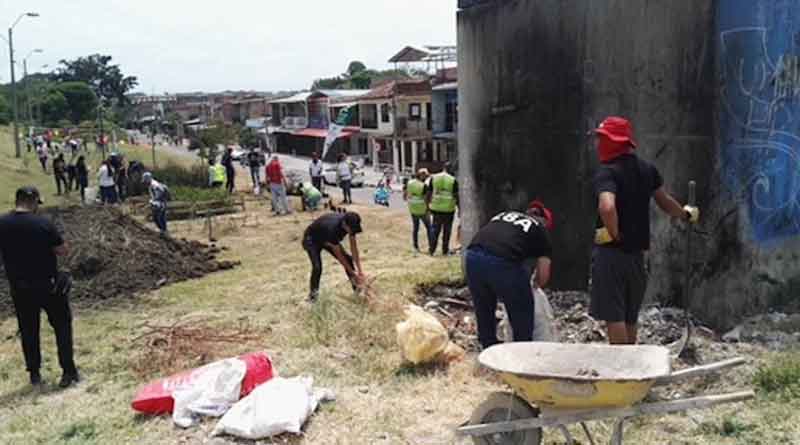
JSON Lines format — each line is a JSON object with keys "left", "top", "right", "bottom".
{"left": 268, "top": 90, "right": 368, "bottom": 161}
{"left": 431, "top": 67, "right": 459, "bottom": 171}
{"left": 357, "top": 79, "right": 450, "bottom": 175}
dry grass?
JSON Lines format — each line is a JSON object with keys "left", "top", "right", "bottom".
{"left": 0, "top": 131, "right": 799, "bottom": 444}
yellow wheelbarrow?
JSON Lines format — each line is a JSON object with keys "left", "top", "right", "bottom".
{"left": 458, "top": 342, "right": 754, "bottom": 445}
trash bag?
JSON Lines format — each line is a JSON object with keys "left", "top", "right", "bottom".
{"left": 532, "top": 288, "right": 559, "bottom": 342}
{"left": 436, "top": 341, "right": 466, "bottom": 364}
{"left": 396, "top": 305, "right": 449, "bottom": 364}
{"left": 172, "top": 358, "right": 247, "bottom": 428}
{"left": 212, "top": 376, "right": 334, "bottom": 440}
{"left": 497, "top": 289, "right": 560, "bottom": 343}
{"left": 131, "top": 351, "right": 275, "bottom": 416}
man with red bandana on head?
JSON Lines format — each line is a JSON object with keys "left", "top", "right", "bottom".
{"left": 465, "top": 200, "right": 554, "bottom": 349}
{"left": 591, "top": 117, "right": 699, "bottom": 345}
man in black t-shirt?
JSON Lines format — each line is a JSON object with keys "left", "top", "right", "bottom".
{"left": 591, "top": 117, "right": 700, "bottom": 345}
{"left": 302, "top": 211, "right": 366, "bottom": 302}
{"left": 0, "top": 187, "right": 79, "bottom": 387}
{"left": 466, "top": 201, "right": 554, "bottom": 349}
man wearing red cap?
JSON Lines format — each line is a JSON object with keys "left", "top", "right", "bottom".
{"left": 465, "top": 202, "right": 554, "bottom": 349}
{"left": 592, "top": 116, "right": 699, "bottom": 345}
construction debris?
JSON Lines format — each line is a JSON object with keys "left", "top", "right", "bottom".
{"left": 417, "top": 283, "right": 710, "bottom": 350}
{"left": 0, "top": 206, "right": 239, "bottom": 315}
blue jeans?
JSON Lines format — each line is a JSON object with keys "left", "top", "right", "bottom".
{"left": 466, "top": 247, "right": 535, "bottom": 349}
{"left": 100, "top": 186, "right": 118, "bottom": 204}
{"left": 340, "top": 179, "right": 352, "bottom": 203}
{"left": 250, "top": 168, "right": 261, "bottom": 187}
{"left": 152, "top": 206, "right": 167, "bottom": 233}
{"left": 270, "top": 184, "right": 290, "bottom": 214}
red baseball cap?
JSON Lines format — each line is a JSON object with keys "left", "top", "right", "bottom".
{"left": 528, "top": 200, "right": 554, "bottom": 230}
{"left": 594, "top": 117, "right": 637, "bottom": 147}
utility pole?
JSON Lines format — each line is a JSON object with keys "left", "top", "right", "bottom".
{"left": 7, "top": 12, "right": 40, "bottom": 158}
{"left": 9, "top": 27, "right": 20, "bottom": 158}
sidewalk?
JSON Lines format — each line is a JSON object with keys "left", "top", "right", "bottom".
{"left": 273, "top": 153, "right": 404, "bottom": 191}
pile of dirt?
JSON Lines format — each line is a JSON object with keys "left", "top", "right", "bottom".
{"left": 417, "top": 282, "right": 698, "bottom": 351}
{"left": 0, "top": 206, "right": 238, "bottom": 314}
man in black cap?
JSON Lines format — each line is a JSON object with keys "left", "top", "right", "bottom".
{"left": 302, "top": 211, "right": 366, "bottom": 302}
{"left": 0, "top": 187, "right": 79, "bottom": 387}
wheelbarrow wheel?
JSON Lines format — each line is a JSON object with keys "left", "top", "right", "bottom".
{"left": 469, "top": 391, "right": 542, "bottom": 445}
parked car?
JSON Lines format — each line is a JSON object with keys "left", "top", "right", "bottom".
{"left": 322, "top": 163, "right": 365, "bottom": 187}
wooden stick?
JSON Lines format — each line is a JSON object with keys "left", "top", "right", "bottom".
{"left": 457, "top": 391, "right": 754, "bottom": 437}
{"left": 655, "top": 357, "right": 747, "bottom": 386}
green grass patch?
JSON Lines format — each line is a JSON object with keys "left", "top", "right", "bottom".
{"left": 171, "top": 186, "right": 229, "bottom": 203}
{"left": 699, "top": 417, "right": 756, "bottom": 438}
{"left": 60, "top": 420, "right": 98, "bottom": 443}
{"left": 754, "top": 355, "right": 800, "bottom": 398}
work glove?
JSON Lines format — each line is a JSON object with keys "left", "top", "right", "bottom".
{"left": 683, "top": 205, "right": 700, "bottom": 224}
{"left": 594, "top": 227, "right": 615, "bottom": 245}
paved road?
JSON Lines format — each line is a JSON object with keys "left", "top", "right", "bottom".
{"left": 152, "top": 143, "right": 407, "bottom": 209}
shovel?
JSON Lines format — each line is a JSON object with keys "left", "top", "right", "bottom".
{"left": 672, "top": 180, "right": 696, "bottom": 359}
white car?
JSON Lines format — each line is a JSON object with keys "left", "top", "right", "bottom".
{"left": 323, "top": 164, "right": 365, "bottom": 187}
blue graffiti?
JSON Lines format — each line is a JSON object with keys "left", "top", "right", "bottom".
{"left": 720, "top": 0, "right": 800, "bottom": 243}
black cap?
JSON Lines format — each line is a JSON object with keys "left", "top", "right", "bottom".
{"left": 343, "top": 212, "right": 363, "bottom": 234}
{"left": 16, "top": 186, "right": 43, "bottom": 205}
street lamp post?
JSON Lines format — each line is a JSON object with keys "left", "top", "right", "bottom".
{"left": 8, "top": 12, "right": 40, "bottom": 158}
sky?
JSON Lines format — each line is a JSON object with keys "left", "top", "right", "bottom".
{"left": 1, "top": 1, "right": 457, "bottom": 94}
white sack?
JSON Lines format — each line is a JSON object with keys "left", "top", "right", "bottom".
{"left": 172, "top": 358, "right": 247, "bottom": 428}
{"left": 497, "top": 289, "right": 560, "bottom": 343}
{"left": 212, "top": 376, "right": 333, "bottom": 440}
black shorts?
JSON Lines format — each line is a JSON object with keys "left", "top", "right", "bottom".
{"left": 590, "top": 246, "right": 647, "bottom": 324}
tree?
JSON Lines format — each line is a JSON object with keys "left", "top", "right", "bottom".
{"left": 56, "top": 82, "right": 99, "bottom": 124}
{"left": 346, "top": 61, "right": 367, "bottom": 77}
{"left": 239, "top": 127, "right": 257, "bottom": 148}
{"left": 0, "top": 94, "right": 9, "bottom": 125}
{"left": 53, "top": 54, "right": 138, "bottom": 106}
{"left": 37, "top": 89, "right": 69, "bottom": 126}
{"left": 311, "top": 76, "right": 346, "bottom": 90}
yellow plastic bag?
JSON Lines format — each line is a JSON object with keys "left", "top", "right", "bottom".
{"left": 396, "top": 305, "right": 449, "bottom": 364}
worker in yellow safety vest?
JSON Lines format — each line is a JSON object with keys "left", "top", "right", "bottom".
{"left": 403, "top": 168, "right": 432, "bottom": 251}
{"left": 208, "top": 159, "right": 227, "bottom": 188}
{"left": 426, "top": 163, "right": 459, "bottom": 256}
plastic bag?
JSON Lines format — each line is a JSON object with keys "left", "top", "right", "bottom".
{"left": 172, "top": 358, "right": 247, "bottom": 428}
{"left": 532, "top": 288, "right": 559, "bottom": 342}
{"left": 396, "top": 305, "right": 449, "bottom": 364}
{"left": 212, "top": 376, "right": 333, "bottom": 440}
{"left": 497, "top": 289, "right": 560, "bottom": 343}
{"left": 131, "top": 351, "right": 274, "bottom": 416}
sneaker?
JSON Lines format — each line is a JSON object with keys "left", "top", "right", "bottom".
{"left": 59, "top": 371, "right": 80, "bottom": 388}
{"left": 30, "top": 371, "right": 42, "bottom": 386}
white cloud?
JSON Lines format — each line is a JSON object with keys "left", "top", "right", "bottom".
{"left": 1, "top": 0, "right": 456, "bottom": 93}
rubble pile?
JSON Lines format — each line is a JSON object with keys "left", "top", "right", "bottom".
{"left": 417, "top": 283, "right": 700, "bottom": 349}
{"left": 721, "top": 312, "right": 800, "bottom": 349}
{"left": 0, "top": 206, "right": 238, "bottom": 315}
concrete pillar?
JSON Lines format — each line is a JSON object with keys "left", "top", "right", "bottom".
{"left": 433, "top": 141, "right": 439, "bottom": 161}
{"left": 399, "top": 140, "right": 406, "bottom": 172}
{"left": 392, "top": 139, "right": 400, "bottom": 174}
{"left": 411, "top": 140, "right": 419, "bottom": 171}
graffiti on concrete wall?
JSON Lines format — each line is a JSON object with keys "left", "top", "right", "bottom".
{"left": 720, "top": 13, "right": 800, "bottom": 243}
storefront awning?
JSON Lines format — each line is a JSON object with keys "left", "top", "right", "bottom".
{"left": 293, "top": 128, "right": 359, "bottom": 139}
